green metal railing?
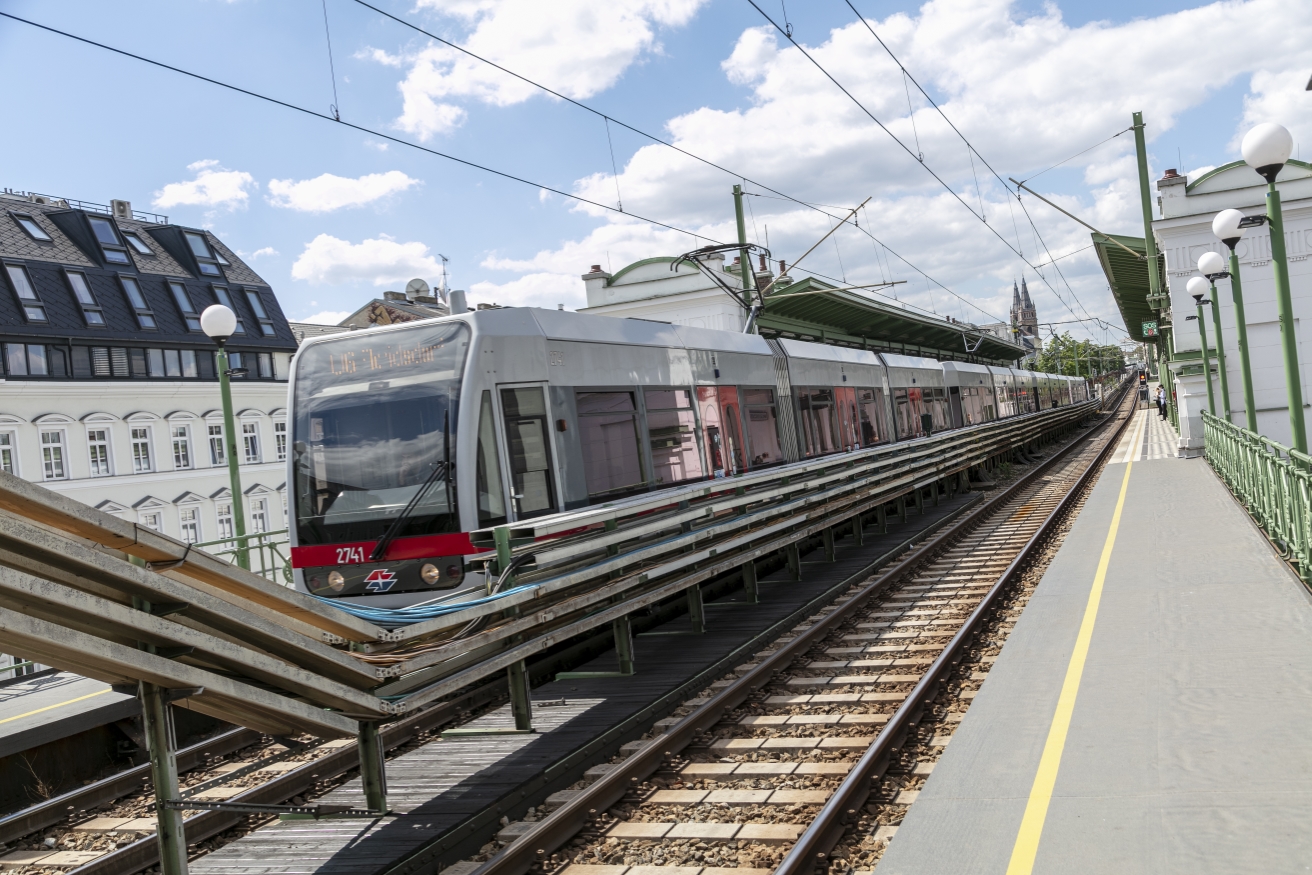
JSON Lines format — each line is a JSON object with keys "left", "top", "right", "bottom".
{"left": 193, "top": 528, "right": 292, "bottom": 585}
{"left": 1203, "top": 411, "right": 1312, "bottom": 579}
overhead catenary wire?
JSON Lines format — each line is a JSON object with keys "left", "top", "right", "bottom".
{"left": 0, "top": 10, "right": 721, "bottom": 245}
{"left": 320, "top": 0, "right": 341, "bottom": 120}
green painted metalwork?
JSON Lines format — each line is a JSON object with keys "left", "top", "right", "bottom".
{"left": 1265, "top": 184, "right": 1307, "bottom": 454}
{"left": 194, "top": 528, "right": 292, "bottom": 584}
{"left": 215, "top": 344, "right": 249, "bottom": 570}
{"left": 1195, "top": 298, "right": 1216, "bottom": 417}
{"left": 1207, "top": 284, "right": 1231, "bottom": 420}
{"left": 1227, "top": 250, "right": 1259, "bottom": 432}
{"left": 1203, "top": 411, "right": 1312, "bottom": 581}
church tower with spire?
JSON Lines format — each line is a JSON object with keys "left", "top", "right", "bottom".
{"left": 1010, "top": 278, "right": 1039, "bottom": 344}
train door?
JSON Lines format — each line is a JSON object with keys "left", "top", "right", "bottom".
{"left": 834, "top": 386, "right": 859, "bottom": 450}
{"left": 498, "top": 383, "right": 559, "bottom": 520}
{"left": 948, "top": 387, "right": 964, "bottom": 429}
{"left": 698, "top": 386, "right": 745, "bottom": 477}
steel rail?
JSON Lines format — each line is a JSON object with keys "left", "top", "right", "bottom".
{"left": 774, "top": 383, "right": 1134, "bottom": 875}
{"left": 62, "top": 679, "right": 507, "bottom": 875}
{"left": 461, "top": 385, "right": 1129, "bottom": 875}
{"left": 0, "top": 728, "right": 260, "bottom": 846}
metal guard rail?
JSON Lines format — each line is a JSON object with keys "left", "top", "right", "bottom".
{"left": 364, "top": 400, "right": 1108, "bottom": 710}
{"left": 1203, "top": 410, "right": 1312, "bottom": 579}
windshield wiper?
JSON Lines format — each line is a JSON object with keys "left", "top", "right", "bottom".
{"left": 369, "top": 409, "right": 452, "bottom": 563}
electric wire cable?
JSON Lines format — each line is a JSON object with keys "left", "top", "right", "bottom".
{"left": 0, "top": 10, "right": 723, "bottom": 246}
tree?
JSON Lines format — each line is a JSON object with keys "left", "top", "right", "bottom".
{"left": 1034, "top": 332, "right": 1125, "bottom": 376}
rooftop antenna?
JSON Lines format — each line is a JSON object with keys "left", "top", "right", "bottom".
{"left": 437, "top": 254, "right": 450, "bottom": 304}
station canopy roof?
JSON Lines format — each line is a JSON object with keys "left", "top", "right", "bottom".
{"left": 757, "top": 277, "right": 1026, "bottom": 364}
{"left": 1092, "top": 232, "right": 1166, "bottom": 342}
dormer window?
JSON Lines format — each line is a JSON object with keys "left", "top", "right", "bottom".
{"left": 88, "top": 216, "right": 131, "bottom": 265}
{"left": 65, "top": 270, "right": 105, "bottom": 326}
{"left": 169, "top": 281, "right": 202, "bottom": 331}
{"left": 11, "top": 213, "right": 51, "bottom": 242}
{"left": 4, "top": 264, "right": 46, "bottom": 322}
{"left": 211, "top": 285, "right": 245, "bottom": 334}
{"left": 184, "top": 231, "right": 223, "bottom": 277}
{"left": 213, "top": 247, "right": 230, "bottom": 266}
{"left": 118, "top": 275, "right": 156, "bottom": 329}
{"left": 122, "top": 232, "right": 153, "bottom": 255}
{"left": 244, "top": 288, "right": 276, "bottom": 336}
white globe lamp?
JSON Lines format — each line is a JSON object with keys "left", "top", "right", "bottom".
{"left": 1241, "top": 123, "right": 1293, "bottom": 182}
{"left": 1186, "top": 276, "right": 1210, "bottom": 302}
{"left": 1198, "top": 251, "right": 1227, "bottom": 278}
{"left": 200, "top": 305, "right": 238, "bottom": 342}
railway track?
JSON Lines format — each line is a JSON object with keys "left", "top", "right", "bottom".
{"left": 456, "top": 383, "right": 1133, "bottom": 875}
{"left": 0, "top": 385, "right": 1129, "bottom": 875}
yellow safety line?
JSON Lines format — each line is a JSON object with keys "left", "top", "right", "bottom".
{"left": 0, "top": 688, "right": 112, "bottom": 725}
{"left": 1004, "top": 458, "right": 1134, "bottom": 875}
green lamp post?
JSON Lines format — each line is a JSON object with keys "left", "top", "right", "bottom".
{"left": 1187, "top": 277, "right": 1216, "bottom": 417}
{"left": 1197, "top": 251, "right": 1232, "bottom": 421}
{"left": 200, "top": 304, "right": 249, "bottom": 570}
{"left": 1211, "top": 209, "right": 1259, "bottom": 432}
{"left": 1242, "top": 122, "right": 1305, "bottom": 452}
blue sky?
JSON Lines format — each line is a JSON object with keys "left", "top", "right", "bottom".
{"left": 1, "top": 0, "right": 1308, "bottom": 344}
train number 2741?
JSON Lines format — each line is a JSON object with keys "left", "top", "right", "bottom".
{"left": 336, "top": 546, "right": 367, "bottom": 564}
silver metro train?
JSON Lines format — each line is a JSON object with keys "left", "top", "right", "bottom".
{"left": 288, "top": 307, "right": 1089, "bottom": 608}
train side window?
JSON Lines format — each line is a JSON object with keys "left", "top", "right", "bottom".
{"left": 476, "top": 390, "right": 507, "bottom": 526}
{"left": 500, "top": 386, "right": 557, "bottom": 519}
{"left": 894, "top": 387, "right": 926, "bottom": 438}
{"left": 857, "top": 388, "right": 888, "bottom": 445}
{"left": 645, "top": 388, "right": 703, "bottom": 485}
{"left": 576, "top": 390, "right": 647, "bottom": 498}
{"left": 742, "top": 388, "right": 784, "bottom": 467}
{"left": 799, "top": 387, "right": 840, "bottom": 456}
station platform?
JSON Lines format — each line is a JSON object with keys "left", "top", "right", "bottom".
{"left": 0, "top": 671, "right": 137, "bottom": 759}
{"left": 875, "top": 409, "right": 1312, "bottom": 874}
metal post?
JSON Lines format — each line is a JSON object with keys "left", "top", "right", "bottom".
{"left": 357, "top": 721, "right": 388, "bottom": 813}
{"left": 687, "top": 584, "right": 705, "bottom": 634}
{"left": 1265, "top": 182, "right": 1307, "bottom": 453}
{"left": 876, "top": 503, "right": 887, "bottom": 533}
{"left": 732, "top": 184, "right": 754, "bottom": 310}
{"left": 1208, "top": 283, "right": 1232, "bottom": 420}
{"left": 742, "top": 560, "right": 759, "bottom": 604}
{"left": 507, "top": 659, "right": 532, "bottom": 731}
{"left": 1227, "top": 250, "right": 1259, "bottom": 432}
{"left": 897, "top": 496, "right": 907, "bottom": 523}
{"left": 613, "top": 615, "right": 635, "bottom": 675}
{"left": 822, "top": 527, "right": 836, "bottom": 562}
{"left": 214, "top": 344, "right": 248, "bottom": 570}
{"left": 1194, "top": 298, "right": 1216, "bottom": 417}
{"left": 141, "top": 682, "right": 188, "bottom": 875}
{"left": 786, "top": 543, "right": 801, "bottom": 580}
{"left": 914, "top": 488, "right": 924, "bottom": 515}
{"left": 852, "top": 514, "right": 864, "bottom": 547}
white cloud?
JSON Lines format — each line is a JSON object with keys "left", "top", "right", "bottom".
{"left": 291, "top": 234, "right": 442, "bottom": 286}
{"left": 152, "top": 161, "right": 256, "bottom": 210}
{"left": 267, "top": 171, "right": 420, "bottom": 213}
{"left": 372, "top": 0, "right": 707, "bottom": 139}
{"left": 469, "top": 272, "right": 587, "bottom": 310}
{"left": 250, "top": 247, "right": 279, "bottom": 258}
{"left": 296, "top": 310, "right": 353, "bottom": 325}
{"left": 477, "top": 0, "right": 1312, "bottom": 334}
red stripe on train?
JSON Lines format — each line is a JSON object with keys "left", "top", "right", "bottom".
{"left": 291, "top": 532, "right": 484, "bottom": 568}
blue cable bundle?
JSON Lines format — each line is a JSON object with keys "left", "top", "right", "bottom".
{"left": 314, "top": 581, "right": 538, "bottom": 629}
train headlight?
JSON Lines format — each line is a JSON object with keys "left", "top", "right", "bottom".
{"left": 421, "top": 563, "right": 441, "bottom": 585}
{"left": 328, "top": 570, "right": 345, "bottom": 591}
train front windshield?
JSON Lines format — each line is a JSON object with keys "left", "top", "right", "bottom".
{"left": 293, "top": 324, "right": 470, "bottom": 548}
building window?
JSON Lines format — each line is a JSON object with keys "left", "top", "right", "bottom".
{"left": 64, "top": 270, "right": 105, "bottom": 326}
{"left": 274, "top": 421, "right": 287, "bottom": 461}
{"left": 242, "top": 422, "right": 260, "bottom": 463}
{"left": 147, "top": 348, "right": 200, "bottom": 379}
{"left": 139, "top": 511, "right": 162, "bottom": 532}
{"left": 216, "top": 502, "right": 234, "bottom": 541}
{"left": 250, "top": 497, "right": 268, "bottom": 534}
{"left": 169, "top": 282, "right": 202, "bottom": 331}
{"left": 118, "top": 276, "right": 156, "bottom": 329}
{"left": 184, "top": 231, "right": 224, "bottom": 277}
{"left": 88, "top": 428, "right": 112, "bottom": 476}
{"left": 11, "top": 212, "right": 51, "bottom": 242}
{"left": 122, "top": 231, "right": 153, "bottom": 255}
{"left": 178, "top": 506, "right": 201, "bottom": 544}
{"left": 131, "top": 426, "right": 153, "bottom": 473}
{"left": 87, "top": 216, "right": 132, "bottom": 265}
{"left": 217, "top": 350, "right": 247, "bottom": 379}
{"left": 211, "top": 286, "right": 246, "bottom": 333}
{"left": 40, "top": 431, "right": 66, "bottom": 480}
{"left": 0, "top": 433, "right": 16, "bottom": 475}
{"left": 209, "top": 424, "right": 225, "bottom": 465}
{"left": 244, "top": 289, "right": 276, "bottom": 336}
{"left": 5, "top": 343, "right": 48, "bottom": 377}
{"left": 172, "top": 425, "right": 192, "bottom": 469}
{"left": 4, "top": 264, "right": 47, "bottom": 322}
{"left": 257, "top": 352, "right": 273, "bottom": 379}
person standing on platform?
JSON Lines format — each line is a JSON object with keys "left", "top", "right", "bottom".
{"left": 1156, "top": 385, "right": 1167, "bottom": 419}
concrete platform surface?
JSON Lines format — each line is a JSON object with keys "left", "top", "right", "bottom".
{"left": 0, "top": 672, "right": 137, "bottom": 758}
{"left": 875, "top": 452, "right": 1312, "bottom": 874}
